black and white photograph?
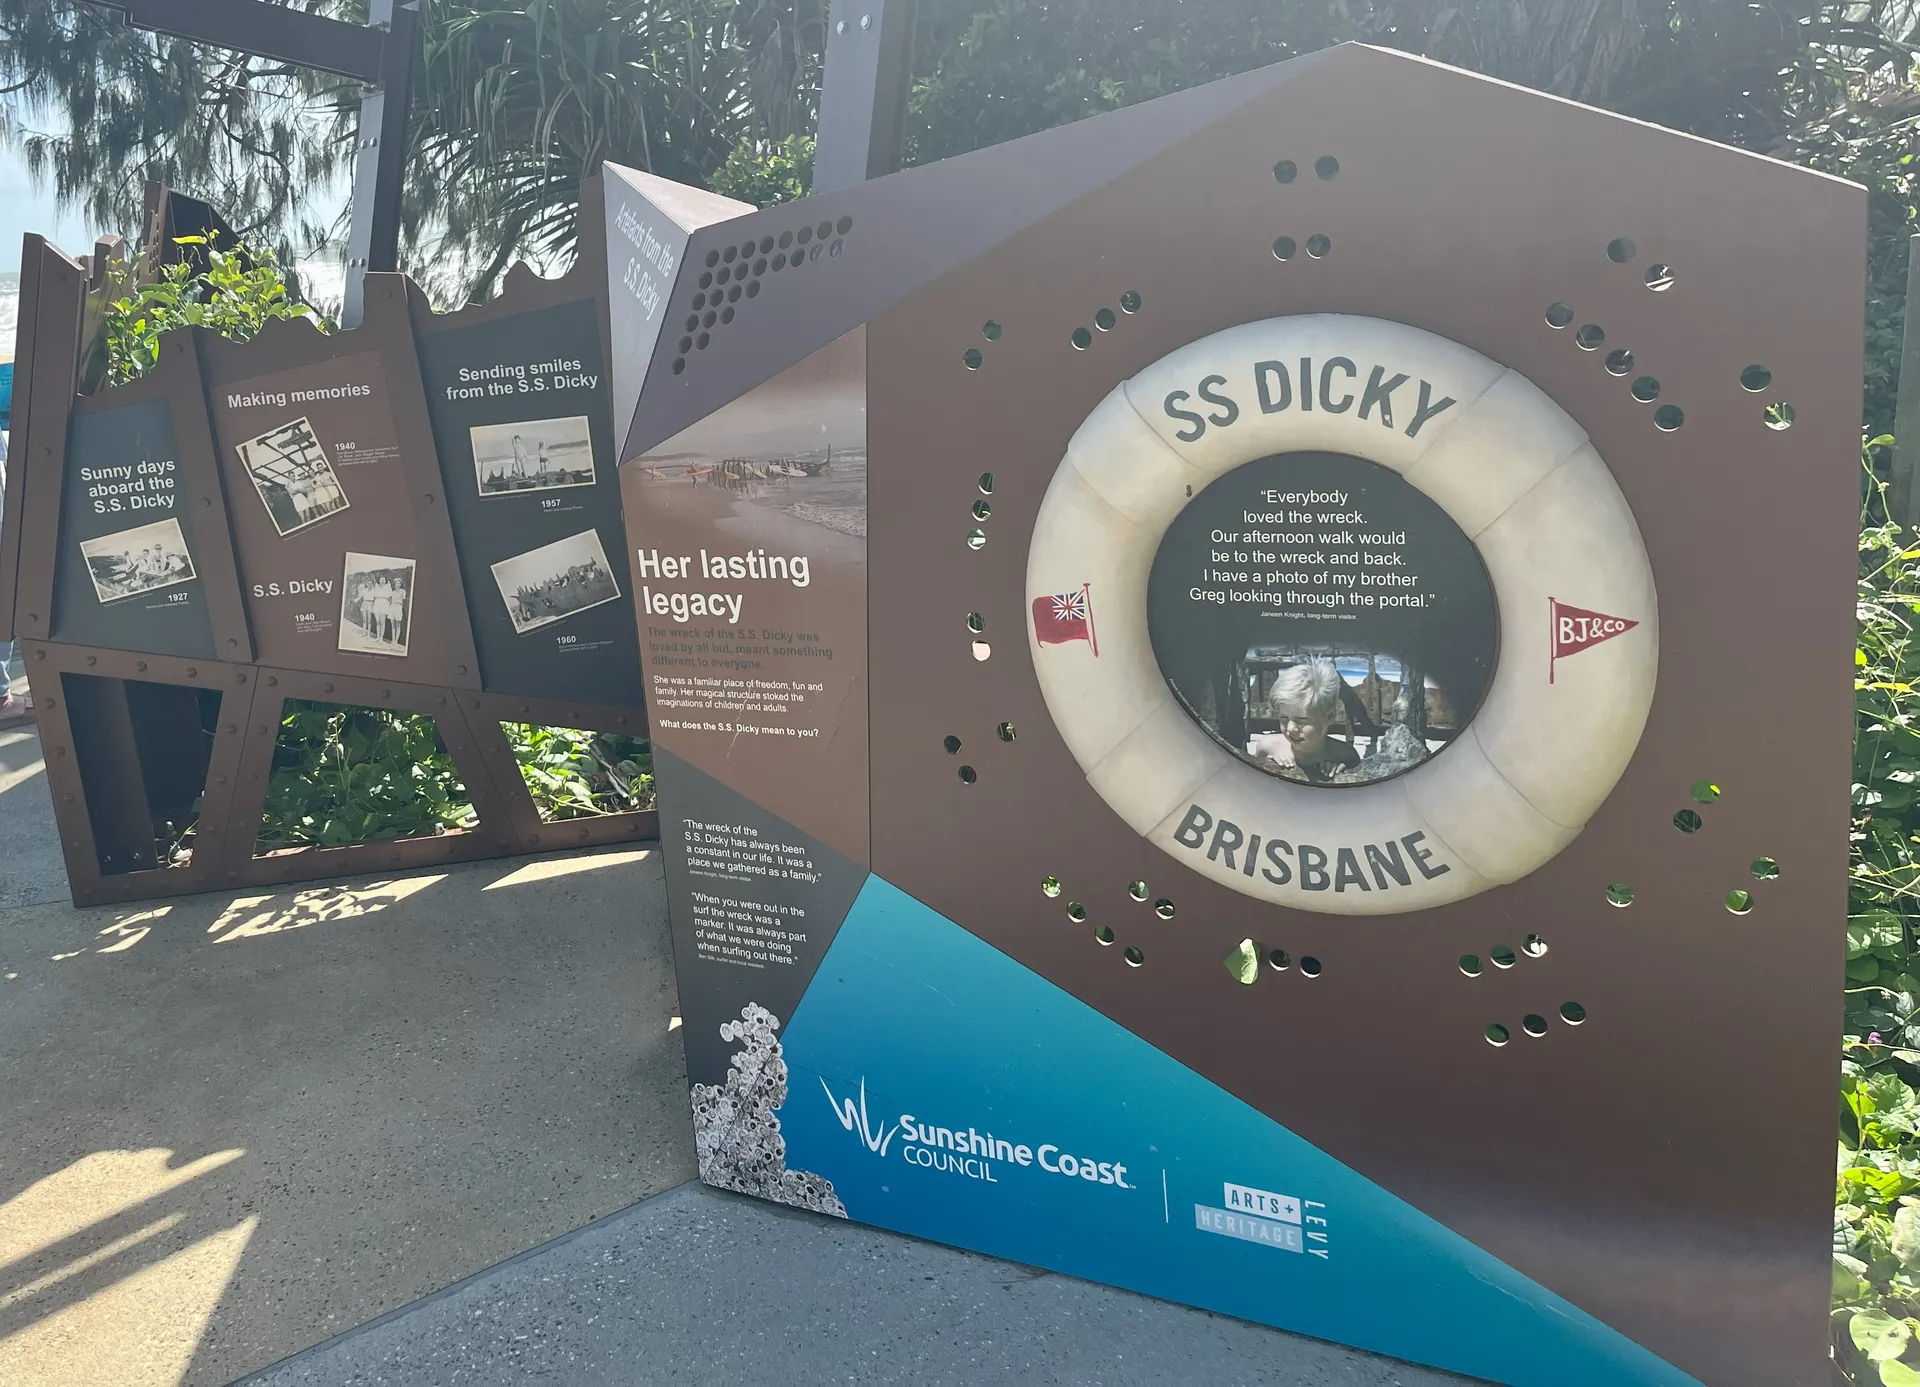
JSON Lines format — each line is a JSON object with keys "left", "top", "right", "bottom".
{"left": 490, "top": 529, "right": 621, "bottom": 634}
{"left": 470, "top": 415, "right": 597, "bottom": 496}
{"left": 338, "top": 552, "right": 416, "bottom": 657}
{"left": 236, "top": 416, "right": 351, "bottom": 535}
{"left": 79, "top": 517, "right": 198, "bottom": 604}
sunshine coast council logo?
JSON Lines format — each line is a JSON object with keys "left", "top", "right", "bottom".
{"left": 822, "top": 1076, "right": 898, "bottom": 1156}
{"left": 820, "top": 1076, "right": 1136, "bottom": 1191}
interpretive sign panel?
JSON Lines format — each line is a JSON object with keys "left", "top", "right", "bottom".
{"left": 51, "top": 398, "right": 214, "bottom": 657}
{"left": 417, "top": 299, "right": 640, "bottom": 705}
{"left": 624, "top": 326, "right": 868, "bottom": 864}
{"left": 616, "top": 43, "right": 1867, "bottom": 1387}
{"left": 622, "top": 323, "right": 870, "bottom": 1206}
{"left": 206, "top": 349, "right": 435, "bottom": 673}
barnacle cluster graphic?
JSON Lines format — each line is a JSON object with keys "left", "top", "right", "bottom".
{"left": 690, "top": 1002, "right": 847, "bottom": 1217}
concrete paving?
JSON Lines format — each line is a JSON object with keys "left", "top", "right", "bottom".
{"left": 0, "top": 729, "right": 694, "bottom": 1386}
{"left": 0, "top": 702, "right": 1470, "bottom": 1387}
{"left": 240, "top": 1182, "right": 1469, "bottom": 1387}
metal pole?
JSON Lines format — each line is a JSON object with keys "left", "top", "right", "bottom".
{"left": 85, "top": 0, "right": 384, "bottom": 81}
{"left": 811, "top": 0, "right": 918, "bottom": 193}
{"left": 341, "top": 1, "right": 419, "bottom": 328}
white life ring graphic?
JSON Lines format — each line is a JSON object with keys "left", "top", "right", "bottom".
{"left": 1026, "top": 314, "right": 1658, "bottom": 915}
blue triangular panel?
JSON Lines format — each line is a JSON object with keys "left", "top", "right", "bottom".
{"left": 776, "top": 874, "right": 1697, "bottom": 1386}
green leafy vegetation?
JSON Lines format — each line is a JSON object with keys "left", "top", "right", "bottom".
{"left": 709, "top": 133, "right": 815, "bottom": 208}
{"left": 256, "top": 701, "right": 474, "bottom": 850}
{"left": 503, "top": 722, "right": 654, "bottom": 820}
{"left": 253, "top": 709, "right": 657, "bottom": 849}
{"left": 101, "top": 238, "right": 325, "bottom": 388}
{"left": 1838, "top": 450, "right": 1920, "bottom": 1383}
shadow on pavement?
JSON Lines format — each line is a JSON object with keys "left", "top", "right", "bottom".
{"left": 0, "top": 771, "right": 694, "bottom": 1387}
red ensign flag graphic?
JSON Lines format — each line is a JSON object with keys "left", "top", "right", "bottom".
{"left": 1549, "top": 598, "right": 1637, "bottom": 682}
{"left": 1033, "top": 583, "right": 1098, "bottom": 655}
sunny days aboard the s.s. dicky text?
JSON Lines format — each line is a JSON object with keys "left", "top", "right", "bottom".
{"left": 80, "top": 458, "right": 179, "bottom": 514}
{"left": 635, "top": 547, "right": 811, "bottom": 624}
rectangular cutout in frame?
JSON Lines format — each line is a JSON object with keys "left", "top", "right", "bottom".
{"left": 470, "top": 415, "right": 597, "bottom": 497}
{"left": 491, "top": 529, "right": 620, "bottom": 635}
{"left": 255, "top": 699, "right": 474, "bottom": 854}
{"left": 62, "top": 672, "right": 222, "bottom": 874}
{"left": 338, "top": 552, "right": 416, "bottom": 657}
{"left": 501, "top": 722, "right": 654, "bottom": 822}
{"left": 235, "top": 415, "right": 351, "bottom": 536}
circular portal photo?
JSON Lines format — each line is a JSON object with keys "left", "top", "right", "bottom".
{"left": 1146, "top": 453, "right": 1498, "bottom": 787}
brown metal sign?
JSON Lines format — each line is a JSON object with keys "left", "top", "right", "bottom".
{"left": 1, "top": 195, "right": 656, "bottom": 906}
{"left": 613, "top": 44, "right": 1862, "bottom": 1387}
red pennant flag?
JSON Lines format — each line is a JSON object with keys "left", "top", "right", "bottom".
{"left": 1550, "top": 598, "right": 1638, "bottom": 683}
{"left": 1033, "top": 583, "right": 1098, "bottom": 655}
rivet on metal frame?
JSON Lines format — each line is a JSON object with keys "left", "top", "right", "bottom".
{"left": 135, "top": 661, "right": 147, "bottom": 672}
{"left": 86, "top": 656, "right": 96, "bottom": 666}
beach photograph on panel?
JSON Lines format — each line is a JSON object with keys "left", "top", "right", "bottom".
{"left": 79, "top": 516, "right": 197, "bottom": 603}
{"left": 633, "top": 328, "right": 866, "bottom": 542}
{"left": 491, "top": 529, "right": 621, "bottom": 634}
{"left": 470, "top": 415, "right": 597, "bottom": 496}
{"left": 235, "top": 415, "right": 351, "bottom": 535}
{"left": 338, "top": 552, "right": 416, "bottom": 657}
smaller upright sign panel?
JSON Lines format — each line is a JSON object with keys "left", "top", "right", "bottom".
{"left": 601, "top": 162, "right": 751, "bottom": 457}
{"left": 51, "top": 397, "right": 215, "bottom": 657}
{"left": 207, "top": 349, "right": 432, "bottom": 672}
{"left": 417, "top": 299, "right": 640, "bottom": 705}
{"left": 622, "top": 325, "right": 870, "bottom": 865}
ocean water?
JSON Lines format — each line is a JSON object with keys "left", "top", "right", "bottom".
{"left": 1, "top": 271, "right": 17, "bottom": 359}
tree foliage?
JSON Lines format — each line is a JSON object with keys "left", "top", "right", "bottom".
{"left": 0, "top": 0, "right": 353, "bottom": 267}
{"left": 100, "top": 236, "right": 323, "bottom": 387}
{"left": 9, "top": 0, "right": 1920, "bottom": 329}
